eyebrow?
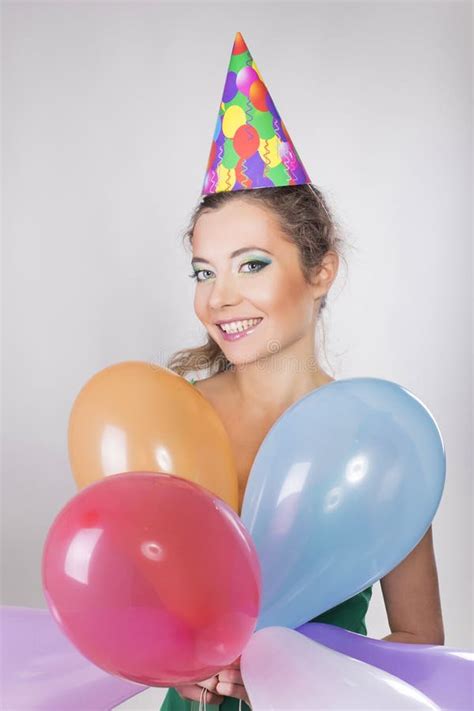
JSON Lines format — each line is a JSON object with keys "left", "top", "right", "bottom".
{"left": 191, "top": 246, "right": 273, "bottom": 265}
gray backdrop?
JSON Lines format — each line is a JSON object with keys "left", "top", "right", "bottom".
{"left": 2, "top": 0, "right": 472, "bottom": 650}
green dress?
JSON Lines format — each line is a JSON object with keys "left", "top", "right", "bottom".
{"left": 160, "top": 378, "right": 373, "bottom": 711}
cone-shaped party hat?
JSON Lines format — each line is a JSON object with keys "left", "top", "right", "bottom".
{"left": 201, "top": 32, "right": 312, "bottom": 195}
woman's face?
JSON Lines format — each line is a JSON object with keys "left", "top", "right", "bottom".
{"left": 191, "top": 198, "right": 330, "bottom": 366}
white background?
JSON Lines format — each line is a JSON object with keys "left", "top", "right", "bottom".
{"left": 2, "top": 0, "right": 472, "bottom": 676}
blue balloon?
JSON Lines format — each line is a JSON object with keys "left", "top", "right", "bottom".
{"left": 240, "top": 378, "right": 446, "bottom": 631}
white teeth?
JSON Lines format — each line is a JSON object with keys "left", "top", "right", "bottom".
{"left": 219, "top": 318, "right": 262, "bottom": 333}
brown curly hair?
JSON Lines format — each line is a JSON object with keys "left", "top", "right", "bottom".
{"left": 166, "top": 183, "right": 349, "bottom": 378}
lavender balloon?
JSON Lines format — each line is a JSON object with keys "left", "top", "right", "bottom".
{"left": 1, "top": 606, "right": 147, "bottom": 710}
{"left": 241, "top": 627, "right": 439, "bottom": 710}
{"left": 298, "top": 622, "right": 474, "bottom": 711}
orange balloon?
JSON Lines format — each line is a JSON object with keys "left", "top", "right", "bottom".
{"left": 68, "top": 361, "right": 239, "bottom": 512}
{"left": 249, "top": 80, "right": 269, "bottom": 112}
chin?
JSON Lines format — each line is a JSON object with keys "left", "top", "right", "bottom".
{"left": 222, "top": 350, "right": 264, "bottom": 368}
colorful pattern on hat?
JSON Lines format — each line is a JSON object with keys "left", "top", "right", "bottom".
{"left": 201, "top": 32, "right": 312, "bottom": 195}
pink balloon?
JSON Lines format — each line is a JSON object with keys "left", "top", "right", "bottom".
{"left": 42, "top": 472, "right": 261, "bottom": 687}
{"left": 236, "top": 66, "right": 259, "bottom": 97}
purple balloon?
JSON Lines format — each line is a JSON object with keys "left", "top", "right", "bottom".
{"left": 1, "top": 606, "right": 147, "bottom": 710}
{"left": 267, "top": 93, "right": 278, "bottom": 118}
{"left": 222, "top": 71, "right": 238, "bottom": 103}
{"left": 239, "top": 151, "right": 276, "bottom": 189}
{"left": 297, "top": 622, "right": 474, "bottom": 711}
{"left": 215, "top": 129, "right": 225, "bottom": 152}
{"left": 244, "top": 150, "right": 265, "bottom": 173}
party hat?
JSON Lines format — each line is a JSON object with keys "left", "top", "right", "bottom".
{"left": 201, "top": 31, "right": 312, "bottom": 195}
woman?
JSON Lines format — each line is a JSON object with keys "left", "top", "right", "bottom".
{"left": 160, "top": 184, "right": 445, "bottom": 710}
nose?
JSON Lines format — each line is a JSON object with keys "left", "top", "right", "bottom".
{"left": 208, "top": 274, "right": 241, "bottom": 310}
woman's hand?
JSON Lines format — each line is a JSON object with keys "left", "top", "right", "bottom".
{"left": 175, "top": 674, "right": 224, "bottom": 706}
{"left": 216, "top": 656, "right": 251, "bottom": 708}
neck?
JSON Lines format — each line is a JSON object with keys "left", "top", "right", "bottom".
{"left": 227, "top": 334, "right": 334, "bottom": 418}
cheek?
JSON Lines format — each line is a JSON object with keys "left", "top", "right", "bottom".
{"left": 193, "top": 289, "right": 219, "bottom": 328}
{"left": 193, "top": 290, "right": 206, "bottom": 321}
{"left": 251, "top": 275, "right": 307, "bottom": 319}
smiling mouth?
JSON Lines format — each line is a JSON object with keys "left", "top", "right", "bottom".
{"left": 217, "top": 318, "right": 263, "bottom": 335}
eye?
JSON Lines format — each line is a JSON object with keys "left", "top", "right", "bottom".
{"left": 188, "top": 269, "right": 214, "bottom": 283}
{"left": 240, "top": 259, "right": 269, "bottom": 274}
